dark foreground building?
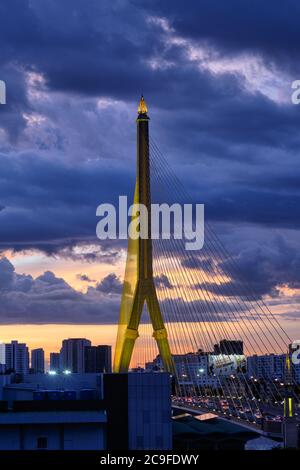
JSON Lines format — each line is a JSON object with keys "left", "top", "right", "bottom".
{"left": 104, "top": 373, "right": 172, "bottom": 450}
{"left": 85, "top": 345, "right": 112, "bottom": 373}
{"left": 173, "top": 413, "right": 258, "bottom": 450}
{"left": 214, "top": 340, "right": 244, "bottom": 355}
{"left": 0, "top": 372, "right": 172, "bottom": 450}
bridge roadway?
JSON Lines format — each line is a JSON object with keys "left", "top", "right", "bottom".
{"left": 172, "top": 398, "right": 285, "bottom": 437}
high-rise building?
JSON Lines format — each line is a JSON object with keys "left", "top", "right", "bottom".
{"left": 0, "top": 343, "right": 5, "bottom": 365}
{"left": 49, "top": 352, "right": 61, "bottom": 372}
{"left": 31, "top": 348, "right": 45, "bottom": 374}
{"left": 0, "top": 343, "right": 5, "bottom": 374}
{"left": 213, "top": 340, "right": 244, "bottom": 355}
{"left": 0, "top": 372, "right": 172, "bottom": 451}
{"left": 60, "top": 338, "right": 91, "bottom": 373}
{"left": 85, "top": 345, "right": 112, "bottom": 373}
{"left": 247, "top": 354, "right": 286, "bottom": 380}
{"left": 5, "top": 340, "right": 29, "bottom": 375}
{"left": 289, "top": 342, "right": 300, "bottom": 384}
{"left": 104, "top": 373, "right": 172, "bottom": 450}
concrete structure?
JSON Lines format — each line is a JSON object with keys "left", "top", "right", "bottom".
{"left": 247, "top": 354, "right": 286, "bottom": 381}
{"left": 173, "top": 413, "right": 258, "bottom": 450}
{"left": 214, "top": 340, "right": 243, "bottom": 355}
{"left": 3, "top": 372, "right": 103, "bottom": 401}
{"left": 60, "top": 338, "right": 91, "bottom": 373}
{"left": 174, "top": 353, "right": 209, "bottom": 381}
{"left": 31, "top": 348, "right": 45, "bottom": 374}
{"left": 85, "top": 345, "right": 112, "bottom": 373}
{"left": 104, "top": 372, "right": 172, "bottom": 450}
{"left": 0, "top": 372, "right": 172, "bottom": 450}
{"left": 0, "top": 375, "right": 12, "bottom": 400}
{"left": 169, "top": 353, "right": 218, "bottom": 388}
{"left": 147, "top": 352, "right": 243, "bottom": 389}
{"left": 291, "top": 363, "right": 300, "bottom": 384}
{"left": 289, "top": 342, "right": 300, "bottom": 384}
{"left": 0, "top": 342, "right": 5, "bottom": 366}
{"left": 0, "top": 402, "right": 106, "bottom": 450}
{"left": 50, "top": 352, "right": 60, "bottom": 372}
{"left": 5, "top": 341, "right": 29, "bottom": 375}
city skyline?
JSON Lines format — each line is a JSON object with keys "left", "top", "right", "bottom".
{"left": 0, "top": 314, "right": 297, "bottom": 370}
{"left": 1, "top": 337, "right": 112, "bottom": 372}
{"left": 0, "top": 332, "right": 294, "bottom": 372}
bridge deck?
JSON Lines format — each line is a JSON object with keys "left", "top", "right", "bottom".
{"left": 172, "top": 404, "right": 282, "bottom": 438}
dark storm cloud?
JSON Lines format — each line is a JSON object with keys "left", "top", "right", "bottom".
{"left": 190, "top": 236, "right": 300, "bottom": 300}
{"left": 0, "top": 257, "right": 16, "bottom": 290}
{"left": 222, "top": 237, "right": 300, "bottom": 294}
{"left": 194, "top": 279, "right": 278, "bottom": 302}
{"left": 0, "top": 257, "right": 120, "bottom": 324}
{"left": 207, "top": 188, "right": 300, "bottom": 229}
{"left": 0, "top": 65, "right": 30, "bottom": 140}
{"left": 0, "top": 0, "right": 165, "bottom": 98}
{"left": 0, "top": 151, "right": 133, "bottom": 254}
{"left": 0, "top": 0, "right": 300, "bottom": 324}
{"left": 167, "top": 94, "right": 300, "bottom": 151}
{"left": 181, "top": 256, "right": 215, "bottom": 273}
{"left": 154, "top": 274, "right": 173, "bottom": 290}
{"left": 0, "top": 256, "right": 252, "bottom": 324}
{"left": 1, "top": 0, "right": 300, "bottom": 161}
{"left": 157, "top": 292, "right": 250, "bottom": 324}
{"left": 96, "top": 273, "right": 123, "bottom": 294}
{"left": 279, "top": 310, "right": 300, "bottom": 321}
{"left": 1, "top": 0, "right": 299, "bottom": 97}
{"left": 145, "top": 0, "right": 300, "bottom": 73}
{"left": 77, "top": 273, "right": 95, "bottom": 283}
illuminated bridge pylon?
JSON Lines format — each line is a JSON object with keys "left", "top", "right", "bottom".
{"left": 112, "top": 96, "right": 298, "bottom": 431}
{"left": 113, "top": 96, "right": 175, "bottom": 374}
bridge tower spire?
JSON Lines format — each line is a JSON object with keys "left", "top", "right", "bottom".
{"left": 113, "top": 96, "right": 175, "bottom": 374}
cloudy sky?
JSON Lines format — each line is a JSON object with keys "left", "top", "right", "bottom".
{"left": 0, "top": 0, "right": 300, "bottom": 358}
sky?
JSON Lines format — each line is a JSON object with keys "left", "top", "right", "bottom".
{"left": 0, "top": 0, "right": 300, "bottom": 361}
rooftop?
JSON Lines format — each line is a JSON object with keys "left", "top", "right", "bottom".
{"left": 0, "top": 410, "right": 106, "bottom": 425}
{"left": 173, "top": 414, "right": 258, "bottom": 438}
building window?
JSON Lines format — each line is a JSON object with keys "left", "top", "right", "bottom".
{"left": 37, "top": 437, "right": 48, "bottom": 449}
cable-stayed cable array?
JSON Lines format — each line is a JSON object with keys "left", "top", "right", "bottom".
{"left": 129, "top": 138, "right": 294, "bottom": 424}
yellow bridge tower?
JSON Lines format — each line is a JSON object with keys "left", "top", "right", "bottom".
{"left": 113, "top": 96, "right": 175, "bottom": 374}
